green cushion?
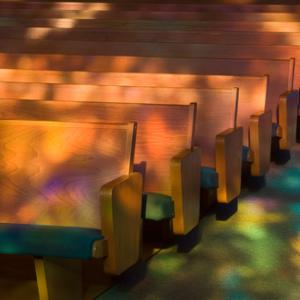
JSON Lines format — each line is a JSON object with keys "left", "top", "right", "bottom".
{"left": 242, "top": 145, "right": 251, "bottom": 162}
{"left": 0, "top": 223, "right": 103, "bottom": 260}
{"left": 201, "top": 167, "right": 218, "bottom": 189}
{"left": 142, "top": 193, "right": 174, "bottom": 221}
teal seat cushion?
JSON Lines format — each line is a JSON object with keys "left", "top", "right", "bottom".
{"left": 201, "top": 167, "right": 218, "bottom": 189}
{"left": 242, "top": 145, "right": 251, "bottom": 162}
{"left": 142, "top": 193, "right": 174, "bottom": 221}
{"left": 0, "top": 224, "right": 103, "bottom": 260}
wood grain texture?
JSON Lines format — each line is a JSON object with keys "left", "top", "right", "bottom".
{"left": 3, "top": 28, "right": 300, "bottom": 46}
{"left": 0, "top": 2, "right": 299, "bottom": 11}
{"left": 100, "top": 172, "right": 142, "bottom": 275}
{"left": 216, "top": 127, "right": 243, "bottom": 204}
{"left": 170, "top": 147, "right": 201, "bottom": 235}
{"left": 249, "top": 111, "right": 272, "bottom": 176}
{"left": 3, "top": 10, "right": 300, "bottom": 21}
{"left": 34, "top": 257, "right": 82, "bottom": 300}
{"left": 0, "top": 101, "right": 194, "bottom": 196}
{"left": 0, "top": 53, "right": 289, "bottom": 123}
{"left": 0, "top": 84, "right": 235, "bottom": 166}
{"left": 0, "top": 70, "right": 268, "bottom": 147}
{"left": 279, "top": 90, "right": 298, "bottom": 150}
{"left": 0, "top": 120, "right": 135, "bottom": 229}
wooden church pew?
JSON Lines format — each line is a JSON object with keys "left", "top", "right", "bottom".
{"left": 0, "top": 2, "right": 299, "bottom": 13}
{"left": 2, "top": 18, "right": 300, "bottom": 32}
{"left": 0, "top": 52, "right": 291, "bottom": 160}
{"left": 0, "top": 101, "right": 201, "bottom": 234}
{"left": 0, "top": 119, "right": 142, "bottom": 299}
{"left": 0, "top": 87, "right": 241, "bottom": 218}
{"left": 2, "top": 10, "right": 300, "bottom": 22}
{"left": 4, "top": 27, "right": 300, "bottom": 46}
{"left": 0, "top": 70, "right": 270, "bottom": 186}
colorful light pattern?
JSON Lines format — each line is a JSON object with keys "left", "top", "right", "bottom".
{"left": 98, "top": 144, "right": 300, "bottom": 300}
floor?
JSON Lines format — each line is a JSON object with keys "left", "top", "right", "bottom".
{"left": 97, "top": 144, "right": 300, "bottom": 300}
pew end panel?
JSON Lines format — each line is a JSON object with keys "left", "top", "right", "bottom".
{"left": 170, "top": 147, "right": 201, "bottom": 236}
{"left": 216, "top": 127, "right": 243, "bottom": 204}
{"left": 279, "top": 90, "right": 298, "bottom": 150}
{"left": 100, "top": 172, "right": 143, "bottom": 275}
{"left": 249, "top": 110, "right": 272, "bottom": 177}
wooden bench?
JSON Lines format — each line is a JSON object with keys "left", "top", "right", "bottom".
{"left": 0, "top": 52, "right": 291, "bottom": 155}
{"left": 0, "top": 119, "right": 142, "bottom": 299}
{"left": 0, "top": 2, "right": 298, "bottom": 12}
{"left": 3, "top": 27, "right": 300, "bottom": 46}
{"left": 2, "top": 10, "right": 300, "bottom": 21}
{"left": 0, "top": 70, "right": 270, "bottom": 182}
{"left": 0, "top": 101, "right": 200, "bottom": 234}
{"left": 0, "top": 87, "right": 242, "bottom": 215}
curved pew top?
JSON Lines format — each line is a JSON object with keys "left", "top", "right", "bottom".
{"left": 0, "top": 101, "right": 196, "bottom": 196}
{"left": 0, "top": 85, "right": 236, "bottom": 166}
{"left": 4, "top": 28, "right": 300, "bottom": 47}
{"left": 0, "top": 120, "right": 136, "bottom": 229}
{"left": 0, "top": 53, "right": 288, "bottom": 122}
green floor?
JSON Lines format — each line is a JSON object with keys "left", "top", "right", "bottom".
{"left": 97, "top": 144, "right": 300, "bottom": 300}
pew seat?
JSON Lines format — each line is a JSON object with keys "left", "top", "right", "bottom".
{"left": 0, "top": 224, "right": 104, "bottom": 260}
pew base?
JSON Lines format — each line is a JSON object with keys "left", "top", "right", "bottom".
{"left": 242, "top": 161, "right": 266, "bottom": 191}
{"left": 296, "top": 116, "right": 300, "bottom": 143}
{"left": 216, "top": 197, "right": 238, "bottom": 221}
{"left": 34, "top": 257, "right": 82, "bottom": 300}
{"left": 271, "top": 136, "right": 291, "bottom": 165}
{"left": 200, "top": 187, "right": 217, "bottom": 219}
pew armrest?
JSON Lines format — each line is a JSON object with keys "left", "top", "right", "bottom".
{"left": 171, "top": 147, "right": 201, "bottom": 235}
{"left": 100, "top": 172, "right": 143, "bottom": 275}
{"left": 216, "top": 127, "right": 243, "bottom": 204}
{"left": 279, "top": 90, "right": 298, "bottom": 150}
{"left": 249, "top": 110, "right": 272, "bottom": 176}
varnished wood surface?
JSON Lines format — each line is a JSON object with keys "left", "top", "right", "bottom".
{"left": 0, "top": 120, "right": 135, "bottom": 228}
{"left": 279, "top": 90, "right": 299, "bottom": 150}
{"left": 0, "top": 84, "right": 235, "bottom": 166}
{"left": 249, "top": 111, "right": 272, "bottom": 176}
{"left": 171, "top": 148, "right": 201, "bottom": 235}
{"left": 0, "top": 2, "right": 299, "bottom": 12}
{"left": 0, "top": 101, "right": 195, "bottom": 196}
{"left": 0, "top": 70, "right": 268, "bottom": 146}
{"left": 100, "top": 172, "right": 142, "bottom": 275}
{"left": 4, "top": 28, "right": 300, "bottom": 46}
{"left": 35, "top": 257, "right": 82, "bottom": 300}
{"left": 0, "top": 53, "right": 288, "bottom": 123}
{"left": 216, "top": 127, "right": 243, "bottom": 204}
{"left": 2, "top": 10, "right": 300, "bottom": 21}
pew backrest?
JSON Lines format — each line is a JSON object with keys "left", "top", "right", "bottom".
{"left": 0, "top": 101, "right": 196, "bottom": 195}
{"left": 0, "top": 53, "right": 286, "bottom": 122}
{"left": 0, "top": 120, "right": 136, "bottom": 229}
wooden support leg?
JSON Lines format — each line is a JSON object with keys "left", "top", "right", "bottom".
{"left": 34, "top": 257, "right": 82, "bottom": 300}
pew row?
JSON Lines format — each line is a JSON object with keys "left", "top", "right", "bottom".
{"left": 0, "top": 78, "right": 269, "bottom": 181}
{"left": 0, "top": 53, "right": 290, "bottom": 159}
{"left": 0, "top": 120, "right": 142, "bottom": 299}
{"left": 0, "top": 2, "right": 299, "bottom": 12}
{"left": 4, "top": 28, "right": 300, "bottom": 47}
{"left": 0, "top": 98, "right": 241, "bottom": 218}
{"left": 2, "top": 18, "right": 300, "bottom": 32}
{"left": 2, "top": 10, "right": 300, "bottom": 22}
{"left": 0, "top": 101, "right": 200, "bottom": 234}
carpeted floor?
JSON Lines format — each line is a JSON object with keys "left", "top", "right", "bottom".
{"left": 97, "top": 144, "right": 300, "bottom": 300}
